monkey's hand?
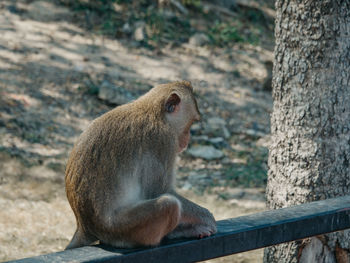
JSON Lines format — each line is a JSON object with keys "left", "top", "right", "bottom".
{"left": 166, "top": 191, "right": 217, "bottom": 239}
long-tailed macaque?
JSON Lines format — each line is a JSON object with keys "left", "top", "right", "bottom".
{"left": 65, "top": 81, "right": 217, "bottom": 249}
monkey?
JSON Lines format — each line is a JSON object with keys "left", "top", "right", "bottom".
{"left": 65, "top": 80, "right": 217, "bottom": 249}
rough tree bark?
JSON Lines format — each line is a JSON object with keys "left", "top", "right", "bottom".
{"left": 264, "top": 1, "right": 350, "bottom": 262}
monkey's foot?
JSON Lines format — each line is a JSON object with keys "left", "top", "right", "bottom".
{"left": 194, "top": 224, "right": 216, "bottom": 239}
{"left": 167, "top": 223, "right": 216, "bottom": 240}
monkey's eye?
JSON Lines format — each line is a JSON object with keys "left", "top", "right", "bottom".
{"left": 166, "top": 104, "right": 176, "bottom": 113}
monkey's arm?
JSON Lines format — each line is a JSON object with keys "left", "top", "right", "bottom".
{"left": 167, "top": 190, "right": 217, "bottom": 239}
{"left": 169, "top": 191, "right": 213, "bottom": 224}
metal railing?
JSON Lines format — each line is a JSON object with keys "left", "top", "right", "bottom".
{"left": 7, "top": 195, "right": 350, "bottom": 263}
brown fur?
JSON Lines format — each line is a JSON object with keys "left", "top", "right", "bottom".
{"left": 65, "top": 81, "right": 216, "bottom": 249}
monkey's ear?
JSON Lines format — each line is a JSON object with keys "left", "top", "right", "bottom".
{"left": 165, "top": 93, "right": 181, "bottom": 113}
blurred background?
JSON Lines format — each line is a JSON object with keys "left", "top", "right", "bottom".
{"left": 0, "top": 0, "right": 274, "bottom": 262}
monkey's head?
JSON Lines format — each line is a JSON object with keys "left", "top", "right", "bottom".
{"left": 165, "top": 81, "right": 200, "bottom": 153}
{"left": 145, "top": 81, "right": 200, "bottom": 153}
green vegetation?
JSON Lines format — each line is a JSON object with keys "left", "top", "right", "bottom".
{"left": 225, "top": 146, "right": 268, "bottom": 187}
{"left": 143, "top": 8, "right": 192, "bottom": 45}
{"left": 181, "top": 0, "right": 202, "bottom": 10}
{"left": 208, "top": 21, "right": 245, "bottom": 46}
{"left": 59, "top": 0, "right": 273, "bottom": 48}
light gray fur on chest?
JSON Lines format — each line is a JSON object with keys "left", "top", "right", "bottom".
{"left": 116, "top": 152, "right": 175, "bottom": 205}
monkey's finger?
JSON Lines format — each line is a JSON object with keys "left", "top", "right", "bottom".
{"left": 198, "top": 231, "right": 212, "bottom": 239}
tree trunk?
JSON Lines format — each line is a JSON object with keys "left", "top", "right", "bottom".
{"left": 264, "top": 1, "right": 350, "bottom": 262}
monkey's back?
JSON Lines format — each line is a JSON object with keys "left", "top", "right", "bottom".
{"left": 65, "top": 102, "right": 177, "bottom": 231}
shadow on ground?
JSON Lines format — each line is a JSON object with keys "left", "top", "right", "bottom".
{"left": 0, "top": 1, "right": 273, "bottom": 262}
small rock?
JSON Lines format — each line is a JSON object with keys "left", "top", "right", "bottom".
{"left": 244, "top": 129, "right": 265, "bottom": 138}
{"left": 161, "top": 10, "right": 177, "bottom": 19}
{"left": 222, "top": 157, "right": 232, "bottom": 164}
{"left": 212, "top": 171, "right": 222, "bottom": 179}
{"left": 98, "top": 81, "right": 135, "bottom": 105}
{"left": 191, "top": 135, "right": 209, "bottom": 142}
{"left": 208, "top": 117, "right": 227, "bottom": 127}
{"left": 208, "top": 137, "right": 224, "bottom": 144}
{"left": 181, "top": 181, "right": 192, "bottom": 190}
{"left": 206, "top": 117, "right": 231, "bottom": 138}
{"left": 122, "top": 23, "right": 132, "bottom": 35}
{"left": 74, "top": 63, "right": 85, "bottom": 72}
{"left": 189, "top": 171, "right": 208, "bottom": 179}
{"left": 191, "top": 136, "right": 227, "bottom": 147}
{"left": 222, "top": 126, "right": 231, "bottom": 138}
{"left": 228, "top": 189, "right": 246, "bottom": 199}
{"left": 189, "top": 33, "right": 210, "bottom": 46}
{"left": 188, "top": 172, "right": 212, "bottom": 185}
{"left": 187, "top": 145, "right": 224, "bottom": 160}
{"left": 190, "top": 123, "right": 201, "bottom": 132}
{"left": 133, "top": 21, "right": 147, "bottom": 42}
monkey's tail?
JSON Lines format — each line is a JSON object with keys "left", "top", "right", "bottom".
{"left": 65, "top": 228, "right": 98, "bottom": 250}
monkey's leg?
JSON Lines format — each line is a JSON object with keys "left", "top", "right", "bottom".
{"left": 102, "top": 194, "right": 181, "bottom": 247}
{"left": 65, "top": 228, "right": 97, "bottom": 250}
{"left": 166, "top": 191, "right": 217, "bottom": 239}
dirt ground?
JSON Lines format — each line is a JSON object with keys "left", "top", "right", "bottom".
{"left": 0, "top": 0, "right": 274, "bottom": 262}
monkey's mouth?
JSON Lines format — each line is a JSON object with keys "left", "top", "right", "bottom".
{"left": 178, "top": 130, "right": 190, "bottom": 153}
